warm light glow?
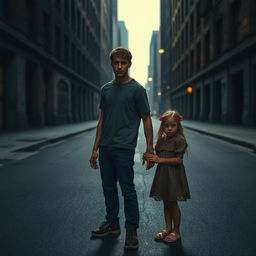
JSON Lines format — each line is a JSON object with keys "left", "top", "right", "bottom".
{"left": 148, "top": 77, "right": 153, "bottom": 82}
{"left": 118, "top": 0, "right": 160, "bottom": 85}
{"left": 157, "top": 92, "right": 162, "bottom": 96}
{"left": 158, "top": 48, "right": 165, "bottom": 54}
{"left": 187, "top": 86, "right": 193, "bottom": 93}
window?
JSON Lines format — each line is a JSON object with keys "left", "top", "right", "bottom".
{"left": 55, "top": 25, "right": 61, "bottom": 60}
{"left": 190, "top": 50, "right": 194, "bottom": 75}
{"left": 215, "top": 17, "right": 223, "bottom": 56}
{"left": 24, "top": 0, "right": 34, "bottom": 38}
{"left": 82, "top": 20, "right": 86, "bottom": 44}
{"left": 190, "top": 13, "right": 194, "bottom": 40}
{"left": 196, "top": 42, "right": 201, "bottom": 71}
{"left": 43, "top": 12, "right": 50, "bottom": 51}
{"left": 231, "top": 1, "right": 241, "bottom": 45}
{"left": 77, "top": 10, "right": 81, "bottom": 39}
{"left": 64, "top": 35, "right": 69, "bottom": 65}
{"left": 55, "top": 0, "right": 61, "bottom": 11}
{"left": 0, "top": 0, "right": 7, "bottom": 20}
{"left": 71, "top": 0, "right": 75, "bottom": 31}
{"left": 64, "top": 0, "right": 69, "bottom": 21}
{"left": 185, "top": 23, "right": 189, "bottom": 48}
{"left": 196, "top": 2, "right": 201, "bottom": 35}
{"left": 185, "top": 0, "right": 188, "bottom": 15}
{"left": 205, "top": 32, "right": 210, "bottom": 64}
{"left": 72, "top": 43, "right": 75, "bottom": 69}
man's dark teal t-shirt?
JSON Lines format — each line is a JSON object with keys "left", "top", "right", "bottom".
{"left": 99, "top": 79, "right": 150, "bottom": 149}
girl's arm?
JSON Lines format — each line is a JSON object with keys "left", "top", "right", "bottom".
{"left": 144, "top": 153, "right": 182, "bottom": 165}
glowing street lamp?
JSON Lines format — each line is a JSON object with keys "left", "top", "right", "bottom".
{"left": 157, "top": 92, "right": 162, "bottom": 96}
{"left": 148, "top": 77, "right": 153, "bottom": 82}
{"left": 158, "top": 48, "right": 165, "bottom": 54}
{"left": 187, "top": 86, "right": 193, "bottom": 93}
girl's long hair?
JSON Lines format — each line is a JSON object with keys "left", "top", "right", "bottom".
{"left": 155, "top": 110, "right": 185, "bottom": 150}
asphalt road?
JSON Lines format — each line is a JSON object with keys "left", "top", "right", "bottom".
{"left": 1, "top": 119, "right": 256, "bottom": 256}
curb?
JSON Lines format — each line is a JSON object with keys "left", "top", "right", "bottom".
{"left": 12, "top": 126, "right": 97, "bottom": 153}
{"left": 183, "top": 125, "right": 256, "bottom": 153}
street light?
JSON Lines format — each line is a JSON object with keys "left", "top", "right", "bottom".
{"left": 157, "top": 92, "right": 162, "bottom": 96}
{"left": 158, "top": 48, "right": 165, "bottom": 54}
{"left": 187, "top": 86, "right": 193, "bottom": 93}
{"left": 148, "top": 77, "right": 153, "bottom": 82}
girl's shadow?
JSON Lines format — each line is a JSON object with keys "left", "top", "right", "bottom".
{"left": 163, "top": 239, "right": 192, "bottom": 256}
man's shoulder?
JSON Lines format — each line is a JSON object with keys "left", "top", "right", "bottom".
{"left": 129, "top": 79, "right": 146, "bottom": 92}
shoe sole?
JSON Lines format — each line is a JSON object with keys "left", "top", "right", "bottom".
{"left": 91, "top": 229, "right": 121, "bottom": 237}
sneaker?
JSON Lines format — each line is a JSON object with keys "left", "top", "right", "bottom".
{"left": 91, "top": 220, "right": 120, "bottom": 237}
{"left": 124, "top": 229, "right": 138, "bottom": 250}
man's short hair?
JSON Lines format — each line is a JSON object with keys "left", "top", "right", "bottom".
{"left": 109, "top": 47, "right": 132, "bottom": 62}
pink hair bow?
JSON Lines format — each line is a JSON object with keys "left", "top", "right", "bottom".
{"left": 159, "top": 115, "right": 164, "bottom": 121}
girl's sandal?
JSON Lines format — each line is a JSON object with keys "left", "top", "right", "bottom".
{"left": 163, "top": 232, "right": 181, "bottom": 243}
{"left": 154, "top": 230, "right": 169, "bottom": 240}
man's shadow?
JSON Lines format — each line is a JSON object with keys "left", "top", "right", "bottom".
{"left": 89, "top": 234, "right": 120, "bottom": 256}
{"left": 89, "top": 234, "right": 140, "bottom": 256}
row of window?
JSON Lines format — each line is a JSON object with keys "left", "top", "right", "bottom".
{"left": 172, "top": 1, "right": 244, "bottom": 87}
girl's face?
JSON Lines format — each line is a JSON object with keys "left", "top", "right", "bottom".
{"left": 162, "top": 117, "right": 178, "bottom": 137}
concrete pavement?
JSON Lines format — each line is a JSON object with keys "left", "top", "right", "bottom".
{"left": 0, "top": 118, "right": 255, "bottom": 162}
{"left": 182, "top": 120, "right": 256, "bottom": 152}
{"left": 0, "top": 121, "right": 98, "bottom": 162}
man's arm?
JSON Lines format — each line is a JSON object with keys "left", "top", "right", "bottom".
{"left": 141, "top": 113, "right": 153, "bottom": 151}
{"left": 89, "top": 111, "right": 103, "bottom": 169}
{"left": 141, "top": 113, "right": 154, "bottom": 170}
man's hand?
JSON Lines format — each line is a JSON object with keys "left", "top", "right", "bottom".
{"left": 142, "top": 152, "right": 155, "bottom": 170}
{"left": 89, "top": 150, "right": 99, "bottom": 169}
{"left": 144, "top": 153, "right": 161, "bottom": 163}
{"left": 145, "top": 161, "right": 154, "bottom": 170}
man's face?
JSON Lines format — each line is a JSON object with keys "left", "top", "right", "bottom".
{"left": 111, "top": 56, "right": 131, "bottom": 78}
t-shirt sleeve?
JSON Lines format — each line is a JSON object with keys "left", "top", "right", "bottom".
{"left": 174, "top": 137, "right": 187, "bottom": 158}
{"left": 134, "top": 86, "right": 150, "bottom": 115}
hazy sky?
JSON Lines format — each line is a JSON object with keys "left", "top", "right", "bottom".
{"left": 118, "top": 0, "right": 160, "bottom": 86}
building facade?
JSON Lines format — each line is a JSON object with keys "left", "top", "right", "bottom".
{"left": 159, "top": 0, "right": 172, "bottom": 114}
{"left": 118, "top": 21, "right": 128, "bottom": 49}
{"left": 162, "top": 0, "right": 256, "bottom": 126}
{"left": 0, "top": 0, "right": 114, "bottom": 130}
{"left": 147, "top": 31, "right": 161, "bottom": 115}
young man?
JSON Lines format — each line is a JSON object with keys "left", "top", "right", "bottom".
{"left": 89, "top": 47, "right": 154, "bottom": 250}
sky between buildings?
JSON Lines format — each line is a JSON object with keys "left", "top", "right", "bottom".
{"left": 118, "top": 0, "right": 160, "bottom": 86}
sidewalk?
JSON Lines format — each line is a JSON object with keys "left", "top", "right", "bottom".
{"left": 0, "top": 119, "right": 255, "bottom": 162}
{"left": 182, "top": 120, "right": 256, "bottom": 152}
{"left": 0, "top": 121, "right": 98, "bottom": 161}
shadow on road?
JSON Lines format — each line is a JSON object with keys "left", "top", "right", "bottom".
{"left": 88, "top": 235, "right": 120, "bottom": 256}
{"left": 162, "top": 239, "right": 193, "bottom": 256}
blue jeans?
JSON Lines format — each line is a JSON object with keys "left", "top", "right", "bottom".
{"left": 99, "top": 146, "right": 139, "bottom": 230}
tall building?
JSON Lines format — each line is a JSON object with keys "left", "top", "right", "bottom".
{"left": 111, "top": 0, "right": 119, "bottom": 49}
{"left": 147, "top": 31, "right": 161, "bottom": 115}
{"left": 0, "top": 0, "right": 114, "bottom": 131}
{"left": 118, "top": 21, "right": 128, "bottom": 49}
{"left": 159, "top": 0, "right": 172, "bottom": 113}
{"left": 161, "top": 0, "right": 256, "bottom": 126}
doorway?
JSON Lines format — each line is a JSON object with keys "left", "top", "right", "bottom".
{"left": 0, "top": 64, "right": 5, "bottom": 129}
{"left": 231, "top": 71, "right": 243, "bottom": 124}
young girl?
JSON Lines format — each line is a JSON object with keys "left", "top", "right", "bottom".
{"left": 144, "top": 110, "right": 190, "bottom": 243}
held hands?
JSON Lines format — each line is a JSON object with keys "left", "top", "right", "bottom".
{"left": 143, "top": 152, "right": 161, "bottom": 163}
{"left": 142, "top": 152, "right": 155, "bottom": 170}
{"left": 89, "top": 150, "right": 99, "bottom": 169}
